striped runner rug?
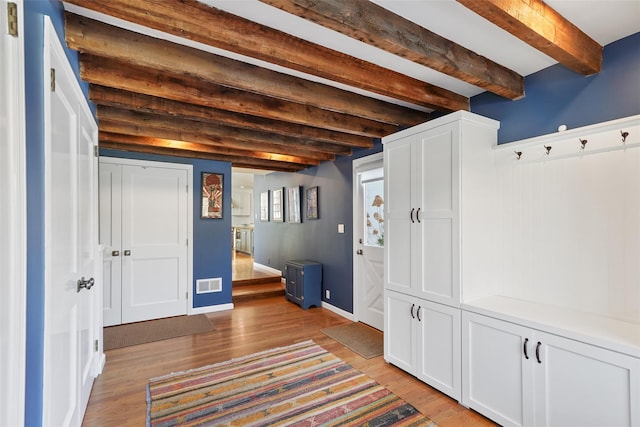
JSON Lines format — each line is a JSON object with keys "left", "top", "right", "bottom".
{"left": 147, "top": 340, "right": 438, "bottom": 426}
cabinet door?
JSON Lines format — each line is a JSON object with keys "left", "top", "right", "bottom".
{"left": 416, "top": 300, "right": 461, "bottom": 400}
{"left": 384, "top": 137, "right": 416, "bottom": 295}
{"left": 384, "top": 291, "right": 415, "bottom": 374}
{"left": 416, "top": 124, "right": 460, "bottom": 305}
{"left": 533, "top": 331, "right": 640, "bottom": 427}
{"left": 462, "top": 312, "right": 533, "bottom": 427}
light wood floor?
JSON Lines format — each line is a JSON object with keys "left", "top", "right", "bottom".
{"left": 83, "top": 297, "right": 496, "bottom": 426}
{"left": 232, "top": 251, "right": 278, "bottom": 282}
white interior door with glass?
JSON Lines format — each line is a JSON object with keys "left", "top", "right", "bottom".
{"left": 353, "top": 153, "right": 384, "bottom": 331}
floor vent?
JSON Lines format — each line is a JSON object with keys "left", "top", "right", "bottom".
{"left": 196, "top": 278, "right": 222, "bottom": 294}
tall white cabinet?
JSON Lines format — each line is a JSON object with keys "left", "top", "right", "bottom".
{"left": 383, "top": 112, "right": 640, "bottom": 426}
{"left": 383, "top": 111, "right": 499, "bottom": 401}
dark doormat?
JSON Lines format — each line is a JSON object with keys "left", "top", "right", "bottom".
{"left": 321, "top": 322, "right": 383, "bottom": 359}
{"left": 103, "top": 314, "right": 214, "bottom": 350}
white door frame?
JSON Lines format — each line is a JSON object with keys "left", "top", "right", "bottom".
{"left": 0, "top": 1, "right": 26, "bottom": 425}
{"left": 352, "top": 152, "right": 383, "bottom": 326}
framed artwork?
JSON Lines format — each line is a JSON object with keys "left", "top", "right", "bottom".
{"left": 287, "top": 186, "right": 302, "bottom": 223}
{"left": 272, "top": 188, "right": 284, "bottom": 222}
{"left": 259, "top": 191, "right": 269, "bottom": 221}
{"left": 201, "top": 172, "right": 223, "bottom": 219}
{"left": 306, "top": 186, "right": 318, "bottom": 220}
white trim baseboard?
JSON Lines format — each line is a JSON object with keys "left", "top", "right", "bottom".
{"left": 253, "top": 262, "right": 282, "bottom": 276}
{"left": 189, "top": 303, "right": 234, "bottom": 315}
{"left": 321, "top": 302, "right": 355, "bottom": 321}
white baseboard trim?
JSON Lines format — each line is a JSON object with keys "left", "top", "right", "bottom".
{"left": 94, "top": 353, "right": 106, "bottom": 377}
{"left": 253, "top": 262, "right": 281, "bottom": 276}
{"left": 189, "top": 303, "right": 234, "bottom": 315}
{"left": 321, "top": 302, "right": 354, "bottom": 321}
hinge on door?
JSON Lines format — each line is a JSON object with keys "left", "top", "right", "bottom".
{"left": 94, "top": 146, "right": 99, "bottom": 157}
{"left": 94, "top": 339, "right": 99, "bottom": 352}
{"left": 50, "top": 68, "right": 56, "bottom": 92}
{"left": 7, "top": 2, "right": 18, "bottom": 37}
{"left": 186, "top": 291, "right": 188, "bottom": 299}
{"left": 186, "top": 238, "right": 188, "bottom": 246}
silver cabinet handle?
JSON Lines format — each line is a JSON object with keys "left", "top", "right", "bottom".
{"left": 111, "top": 250, "right": 120, "bottom": 256}
{"left": 124, "top": 250, "right": 131, "bottom": 256}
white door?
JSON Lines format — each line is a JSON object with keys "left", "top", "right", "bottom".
{"left": 99, "top": 162, "right": 123, "bottom": 326}
{"left": 353, "top": 153, "right": 384, "bottom": 331}
{"left": 384, "top": 290, "right": 415, "bottom": 374}
{"left": 533, "top": 330, "right": 640, "bottom": 427}
{"left": 0, "top": 1, "right": 26, "bottom": 424}
{"left": 462, "top": 311, "right": 533, "bottom": 427}
{"left": 43, "top": 18, "right": 98, "bottom": 426}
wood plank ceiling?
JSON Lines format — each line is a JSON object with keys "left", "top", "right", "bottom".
{"left": 63, "top": 0, "right": 602, "bottom": 172}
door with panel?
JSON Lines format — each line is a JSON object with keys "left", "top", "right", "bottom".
{"left": 462, "top": 311, "right": 533, "bottom": 427}
{"left": 99, "top": 162, "right": 122, "bottom": 326}
{"left": 533, "top": 330, "right": 640, "bottom": 427}
{"left": 43, "top": 18, "right": 99, "bottom": 426}
{"left": 99, "top": 159, "right": 191, "bottom": 325}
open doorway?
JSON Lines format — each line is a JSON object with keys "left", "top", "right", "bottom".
{"left": 352, "top": 153, "right": 384, "bottom": 331}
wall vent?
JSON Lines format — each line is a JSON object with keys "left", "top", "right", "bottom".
{"left": 196, "top": 277, "right": 222, "bottom": 294}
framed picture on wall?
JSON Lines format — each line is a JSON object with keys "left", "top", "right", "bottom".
{"left": 287, "top": 186, "right": 302, "bottom": 223}
{"left": 272, "top": 188, "right": 284, "bottom": 222}
{"left": 259, "top": 191, "right": 269, "bottom": 221}
{"left": 306, "top": 186, "right": 318, "bottom": 220}
{"left": 201, "top": 172, "right": 223, "bottom": 219}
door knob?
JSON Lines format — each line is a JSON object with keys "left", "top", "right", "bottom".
{"left": 124, "top": 250, "right": 131, "bottom": 256}
{"left": 77, "top": 276, "right": 95, "bottom": 292}
{"left": 356, "top": 249, "right": 363, "bottom": 255}
{"left": 111, "top": 250, "right": 120, "bottom": 256}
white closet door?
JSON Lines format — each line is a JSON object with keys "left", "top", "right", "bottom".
{"left": 99, "top": 162, "right": 123, "bottom": 327}
{"left": 121, "top": 164, "right": 189, "bottom": 323}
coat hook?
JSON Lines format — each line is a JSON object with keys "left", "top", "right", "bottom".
{"left": 514, "top": 150, "right": 522, "bottom": 160}
{"left": 621, "top": 130, "right": 629, "bottom": 143}
{"left": 579, "top": 138, "right": 588, "bottom": 150}
{"left": 544, "top": 145, "right": 552, "bottom": 155}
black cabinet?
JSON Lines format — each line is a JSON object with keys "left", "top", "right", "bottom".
{"left": 284, "top": 260, "right": 322, "bottom": 309}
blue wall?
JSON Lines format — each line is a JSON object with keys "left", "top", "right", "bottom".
{"left": 254, "top": 32, "right": 640, "bottom": 314}
{"left": 24, "top": 1, "right": 91, "bottom": 424}
{"left": 100, "top": 150, "right": 233, "bottom": 308}
{"left": 472, "top": 33, "right": 640, "bottom": 144}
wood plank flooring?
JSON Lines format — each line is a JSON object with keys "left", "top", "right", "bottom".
{"left": 83, "top": 296, "right": 496, "bottom": 426}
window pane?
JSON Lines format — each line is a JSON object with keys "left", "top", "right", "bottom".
{"left": 365, "top": 178, "right": 384, "bottom": 247}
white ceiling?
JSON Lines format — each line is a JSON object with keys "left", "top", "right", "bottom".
{"left": 206, "top": 0, "right": 640, "bottom": 102}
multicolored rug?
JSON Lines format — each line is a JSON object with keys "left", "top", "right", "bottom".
{"left": 147, "top": 340, "right": 437, "bottom": 426}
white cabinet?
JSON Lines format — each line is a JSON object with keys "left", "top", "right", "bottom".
{"left": 462, "top": 311, "right": 640, "bottom": 427}
{"left": 383, "top": 111, "right": 499, "bottom": 307}
{"left": 385, "top": 290, "right": 461, "bottom": 400}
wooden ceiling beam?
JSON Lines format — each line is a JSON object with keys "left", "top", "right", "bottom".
{"left": 97, "top": 106, "right": 348, "bottom": 159}
{"left": 261, "top": 0, "right": 524, "bottom": 100}
{"left": 63, "top": 0, "right": 468, "bottom": 112}
{"left": 80, "top": 54, "right": 402, "bottom": 138}
{"left": 98, "top": 106, "right": 349, "bottom": 158}
{"left": 89, "top": 86, "right": 374, "bottom": 150}
{"left": 99, "top": 132, "right": 311, "bottom": 170}
{"left": 456, "top": 0, "right": 602, "bottom": 75}
{"left": 66, "top": 13, "right": 428, "bottom": 126}
{"left": 99, "top": 140, "right": 305, "bottom": 172}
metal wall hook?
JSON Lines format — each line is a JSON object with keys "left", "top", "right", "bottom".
{"left": 544, "top": 145, "right": 552, "bottom": 155}
{"left": 579, "top": 138, "right": 588, "bottom": 150}
{"left": 621, "top": 130, "right": 629, "bottom": 143}
{"left": 514, "top": 150, "right": 522, "bottom": 160}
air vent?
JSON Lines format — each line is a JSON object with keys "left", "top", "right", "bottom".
{"left": 196, "top": 278, "right": 222, "bottom": 294}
